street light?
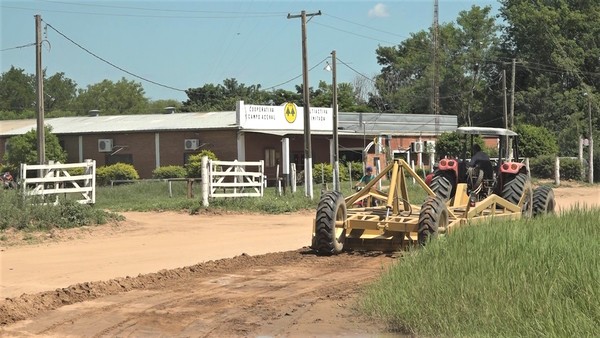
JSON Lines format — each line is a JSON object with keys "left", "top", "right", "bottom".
{"left": 325, "top": 50, "right": 339, "bottom": 191}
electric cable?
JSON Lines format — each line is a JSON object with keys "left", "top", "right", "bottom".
{"left": 43, "top": 20, "right": 186, "bottom": 92}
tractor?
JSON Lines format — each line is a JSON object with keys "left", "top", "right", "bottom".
{"left": 429, "top": 127, "right": 555, "bottom": 217}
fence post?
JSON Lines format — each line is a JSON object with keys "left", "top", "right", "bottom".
{"left": 555, "top": 156, "right": 560, "bottom": 186}
{"left": 290, "top": 163, "right": 297, "bottom": 194}
{"left": 201, "top": 156, "right": 209, "bottom": 207}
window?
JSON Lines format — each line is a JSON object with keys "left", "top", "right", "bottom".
{"left": 265, "top": 148, "right": 279, "bottom": 167}
{"left": 106, "top": 154, "right": 133, "bottom": 165}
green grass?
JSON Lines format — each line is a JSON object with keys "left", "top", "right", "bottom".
{"left": 94, "top": 179, "right": 430, "bottom": 214}
{"left": 359, "top": 207, "right": 600, "bottom": 337}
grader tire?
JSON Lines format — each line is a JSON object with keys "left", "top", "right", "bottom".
{"left": 533, "top": 186, "right": 555, "bottom": 216}
{"left": 418, "top": 196, "right": 448, "bottom": 245}
{"left": 314, "top": 191, "right": 347, "bottom": 255}
{"left": 430, "top": 171, "right": 455, "bottom": 202}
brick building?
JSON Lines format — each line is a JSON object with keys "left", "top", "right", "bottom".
{"left": 0, "top": 101, "right": 457, "bottom": 180}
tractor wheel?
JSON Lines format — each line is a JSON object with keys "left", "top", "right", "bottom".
{"left": 313, "top": 191, "right": 347, "bottom": 255}
{"left": 417, "top": 196, "right": 448, "bottom": 245}
{"left": 430, "top": 171, "right": 455, "bottom": 202}
{"left": 501, "top": 172, "right": 532, "bottom": 213}
{"left": 533, "top": 186, "right": 555, "bottom": 216}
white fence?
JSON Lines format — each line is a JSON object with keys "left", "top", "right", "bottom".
{"left": 201, "top": 157, "right": 264, "bottom": 206}
{"left": 20, "top": 160, "right": 96, "bottom": 205}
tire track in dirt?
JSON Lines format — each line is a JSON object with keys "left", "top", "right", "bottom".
{"left": 0, "top": 250, "right": 397, "bottom": 337}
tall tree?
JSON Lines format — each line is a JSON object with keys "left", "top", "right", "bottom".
{"left": 370, "top": 6, "right": 500, "bottom": 126}
{"left": 44, "top": 72, "right": 77, "bottom": 111}
{"left": 72, "top": 78, "right": 149, "bottom": 115}
{"left": 0, "top": 66, "right": 36, "bottom": 113}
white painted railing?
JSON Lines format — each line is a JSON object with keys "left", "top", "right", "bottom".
{"left": 201, "top": 157, "right": 264, "bottom": 206}
{"left": 20, "top": 160, "right": 96, "bottom": 205}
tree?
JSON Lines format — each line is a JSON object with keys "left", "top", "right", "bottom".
{"left": 0, "top": 66, "right": 35, "bottom": 113}
{"left": 3, "top": 126, "right": 67, "bottom": 173}
{"left": 514, "top": 124, "right": 558, "bottom": 158}
{"left": 370, "top": 6, "right": 500, "bottom": 124}
{"left": 72, "top": 77, "right": 148, "bottom": 115}
{"left": 44, "top": 72, "right": 77, "bottom": 111}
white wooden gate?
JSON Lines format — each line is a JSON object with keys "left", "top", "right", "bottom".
{"left": 201, "top": 157, "right": 264, "bottom": 206}
{"left": 20, "top": 160, "right": 96, "bottom": 205}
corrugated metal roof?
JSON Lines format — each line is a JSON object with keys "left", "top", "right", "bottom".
{"left": 339, "top": 112, "right": 457, "bottom": 135}
{"left": 0, "top": 119, "right": 36, "bottom": 133}
{"left": 0, "top": 112, "right": 237, "bottom": 136}
{"left": 0, "top": 111, "right": 457, "bottom": 137}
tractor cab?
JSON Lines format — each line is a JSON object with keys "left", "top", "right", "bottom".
{"left": 431, "top": 127, "right": 528, "bottom": 204}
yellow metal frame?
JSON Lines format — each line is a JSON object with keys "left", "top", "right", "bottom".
{"left": 312, "top": 159, "right": 528, "bottom": 252}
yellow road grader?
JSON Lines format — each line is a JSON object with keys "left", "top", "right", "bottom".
{"left": 312, "top": 127, "right": 556, "bottom": 255}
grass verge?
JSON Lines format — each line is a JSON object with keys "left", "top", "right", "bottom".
{"left": 359, "top": 207, "right": 600, "bottom": 337}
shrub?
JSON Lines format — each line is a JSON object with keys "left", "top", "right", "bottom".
{"left": 96, "top": 163, "right": 139, "bottom": 186}
{"left": 186, "top": 150, "right": 218, "bottom": 178}
{"left": 514, "top": 124, "right": 558, "bottom": 158}
{"left": 347, "top": 161, "right": 364, "bottom": 181}
{"left": 152, "top": 165, "right": 186, "bottom": 179}
{"left": 312, "top": 163, "right": 349, "bottom": 183}
{"left": 560, "top": 158, "right": 582, "bottom": 181}
{"left": 529, "top": 155, "right": 554, "bottom": 179}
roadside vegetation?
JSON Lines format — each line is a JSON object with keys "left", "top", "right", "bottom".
{"left": 360, "top": 207, "right": 600, "bottom": 337}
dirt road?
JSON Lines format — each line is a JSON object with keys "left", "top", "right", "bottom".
{"left": 0, "top": 186, "right": 598, "bottom": 336}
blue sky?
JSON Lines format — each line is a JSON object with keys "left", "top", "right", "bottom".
{"left": 1, "top": 0, "right": 500, "bottom": 102}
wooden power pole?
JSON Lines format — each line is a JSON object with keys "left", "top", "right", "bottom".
{"left": 288, "top": 10, "right": 321, "bottom": 199}
{"left": 35, "top": 14, "right": 46, "bottom": 165}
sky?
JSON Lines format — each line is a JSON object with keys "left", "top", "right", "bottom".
{"left": 1, "top": 0, "right": 500, "bottom": 103}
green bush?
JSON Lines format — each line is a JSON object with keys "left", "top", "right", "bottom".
{"left": 560, "top": 158, "right": 582, "bottom": 181}
{"left": 312, "top": 163, "right": 349, "bottom": 183}
{"left": 515, "top": 124, "right": 559, "bottom": 158}
{"left": 186, "top": 150, "right": 218, "bottom": 178}
{"left": 96, "top": 163, "right": 139, "bottom": 186}
{"left": 529, "top": 155, "right": 554, "bottom": 179}
{"left": 347, "top": 161, "right": 365, "bottom": 181}
{"left": 152, "top": 165, "right": 186, "bottom": 179}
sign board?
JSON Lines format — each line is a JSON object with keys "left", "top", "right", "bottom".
{"left": 237, "top": 101, "right": 333, "bottom": 131}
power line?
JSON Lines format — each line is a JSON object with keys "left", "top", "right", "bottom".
{"left": 0, "top": 42, "right": 36, "bottom": 52}
{"left": 1, "top": 5, "right": 282, "bottom": 19}
{"left": 35, "top": 0, "right": 287, "bottom": 15}
{"left": 323, "top": 13, "right": 409, "bottom": 39}
{"left": 312, "top": 21, "right": 397, "bottom": 45}
{"left": 262, "top": 56, "right": 329, "bottom": 91}
{"left": 43, "top": 20, "right": 186, "bottom": 92}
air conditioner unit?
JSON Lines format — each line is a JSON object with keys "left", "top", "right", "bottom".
{"left": 411, "top": 141, "right": 424, "bottom": 153}
{"left": 424, "top": 140, "right": 436, "bottom": 153}
{"left": 98, "top": 139, "right": 113, "bottom": 152}
{"left": 184, "top": 139, "right": 199, "bottom": 150}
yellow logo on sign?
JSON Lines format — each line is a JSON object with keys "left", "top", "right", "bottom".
{"left": 284, "top": 102, "right": 297, "bottom": 123}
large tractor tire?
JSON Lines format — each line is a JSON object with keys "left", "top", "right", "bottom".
{"left": 501, "top": 172, "right": 532, "bottom": 214}
{"left": 417, "top": 196, "right": 448, "bottom": 245}
{"left": 313, "top": 191, "right": 347, "bottom": 255}
{"left": 430, "top": 171, "right": 456, "bottom": 202}
{"left": 533, "top": 186, "right": 555, "bottom": 216}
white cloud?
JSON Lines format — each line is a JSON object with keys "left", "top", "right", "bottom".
{"left": 368, "top": 3, "right": 389, "bottom": 18}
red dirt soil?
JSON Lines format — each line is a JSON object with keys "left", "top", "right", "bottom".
{"left": 0, "top": 186, "right": 598, "bottom": 337}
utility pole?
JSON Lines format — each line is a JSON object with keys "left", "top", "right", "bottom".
{"left": 331, "top": 50, "right": 339, "bottom": 191}
{"left": 588, "top": 96, "right": 594, "bottom": 184}
{"left": 431, "top": 0, "right": 440, "bottom": 135}
{"left": 510, "top": 58, "right": 516, "bottom": 129}
{"left": 35, "top": 14, "right": 46, "bottom": 165}
{"left": 288, "top": 10, "right": 320, "bottom": 199}
{"left": 503, "top": 69, "right": 509, "bottom": 159}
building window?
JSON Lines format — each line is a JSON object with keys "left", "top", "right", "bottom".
{"left": 106, "top": 154, "right": 133, "bottom": 165}
{"left": 265, "top": 148, "right": 280, "bottom": 167}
